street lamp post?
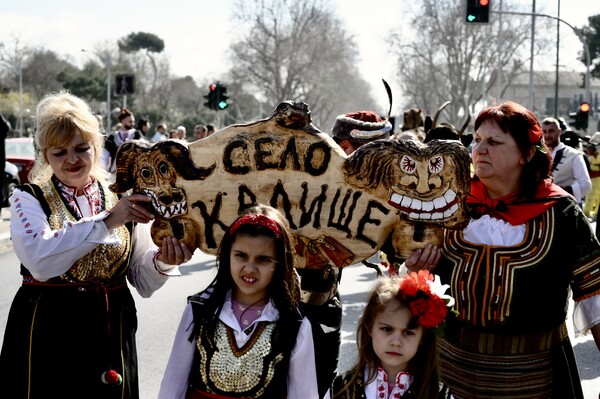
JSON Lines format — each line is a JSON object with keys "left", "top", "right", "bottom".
{"left": 105, "top": 56, "right": 111, "bottom": 132}
{"left": 18, "top": 60, "right": 23, "bottom": 136}
{"left": 81, "top": 49, "right": 112, "bottom": 132}
{"left": 493, "top": 10, "right": 592, "bottom": 111}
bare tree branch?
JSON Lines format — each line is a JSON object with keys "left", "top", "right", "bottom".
{"left": 390, "top": 0, "right": 553, "bottom": 126}
{"left": 228, "top": 0, "right": 378, "bottom": 129}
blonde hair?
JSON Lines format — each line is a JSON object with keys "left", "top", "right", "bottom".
{"left": 30, "top": 91, "right": 107, "bottom": 183}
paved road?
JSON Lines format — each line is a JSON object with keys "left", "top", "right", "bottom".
{"left": 0, "top": 247, "right": 598, "bottom": 398}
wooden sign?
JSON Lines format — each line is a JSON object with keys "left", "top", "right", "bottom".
{"left": 111, "top": 102, "right": 471, "bottom": 269}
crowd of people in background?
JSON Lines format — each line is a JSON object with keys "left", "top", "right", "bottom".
{"left": 97, "top": 107, "right": 217, "bottom": 181}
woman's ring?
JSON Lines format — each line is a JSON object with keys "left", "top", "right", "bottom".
{"left": 131, "top": 203, "right": 137, "bottom": 209}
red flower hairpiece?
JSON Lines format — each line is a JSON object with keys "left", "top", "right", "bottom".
{"left": 229, "top": 214, "right": 282, "bottom": 239}
{"left": 529, "top": 124, "right": 542, "bottom": 145}
{"left": 399, "top": 270, "right": 454, "bottom": 329}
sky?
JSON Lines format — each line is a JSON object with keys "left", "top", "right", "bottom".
{"left": 1, "top": 0, "right": 599, "bottom": 113}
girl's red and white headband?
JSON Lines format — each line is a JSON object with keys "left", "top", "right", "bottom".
{"left": 229, "top": 213, "right": 282, "bottom": 239}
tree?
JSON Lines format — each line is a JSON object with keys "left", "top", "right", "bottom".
{"left": 0, "top": 91, "right": 34, "bottom": 134}
{"left": 118, "top": 32, "right": 165, "bottom": 94}
{"left": 228, "top": 0, "right": 377, "bottom": 129}
{"left": 0, "top": 36, "right": 35, "bottom": 134}
{"left": 579, "top": 14, "right": 600, "bottom": 80}
{"left": 58, "top": 61, "right": 107, "bottom": 103}
{"left": 389, "top": 0, "right": 552, "bottom": 126}
{"left": 22, "top": 49, "right": 73, "bottom": 98}
{"left": 0, "top": 37, "right": 33, "bottom": 93}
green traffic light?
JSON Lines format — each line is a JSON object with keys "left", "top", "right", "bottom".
{"left": 218, "top": 101, "right": 228, "bottom": 109}
{"left": 467, "top": 14, "right": 476, "bottom": 22}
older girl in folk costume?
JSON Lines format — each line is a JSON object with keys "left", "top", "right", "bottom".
{"left": 0, "top": 92, "right": 191, "bottom": 399}
{"left": 327, "top": 271, "right": 454, "bottom": 399}
{"left": 159, "top": 205, "right": 318, "bottom": 399}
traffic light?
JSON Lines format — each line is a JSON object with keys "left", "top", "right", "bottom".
{"left": 215, "top": 83, "right": 229, "bottom": 110}
{"left": 204, "top": 84, "right": 218, "bottom": 110}
{"left": 466, "top": 0, "right": 490, "bottom": 23}
{"left": 203, "top": 83, "right": 229, "bottom": 111}
{"left": 115, "top": 74, "right": 135, "bottom": 95}
{"left": 576, "top": 102, "right": 590, "bottom": 131}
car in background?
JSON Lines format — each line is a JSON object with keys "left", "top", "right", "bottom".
{"left": 3, "top": 161, "right": 20, "bottom": 206}
{"left": 6, "top": 137, "right": 35, "bottom": 184}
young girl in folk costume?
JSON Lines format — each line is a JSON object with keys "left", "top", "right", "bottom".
{"left": 328, "top": 271, "right": 454, "bottom": 399}
{"left": 159, "top": 204, "right": 319, "bottom": 399}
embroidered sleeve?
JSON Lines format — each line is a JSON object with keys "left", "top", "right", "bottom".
{"left": 158, "top": 304, "right": 195, "bottom": 399}
{"left": 10, "top": 188, "right": 103, "bottom": 281}
{"left": 288, "top": 317, "right": 319, "bottom": 398}
{"left": 127, "top": 221, "right": 180, "bottom": 298}
{"left": 570, "top": 152, "right": 592, "bottom": 201}
{"left": 567, "top": 203, "right": 600, "bottom": 301}
{"left": 573, "top": 294, "right": 600, "bottom": 336}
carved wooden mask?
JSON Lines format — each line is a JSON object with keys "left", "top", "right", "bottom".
{"left": 111, "top": 102, "right": 471, "bottom": 268}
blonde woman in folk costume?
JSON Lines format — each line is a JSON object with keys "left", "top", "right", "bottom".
{"left": 0, "top": 91, "right": 192, "bottom": 399}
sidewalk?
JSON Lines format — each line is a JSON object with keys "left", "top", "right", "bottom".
{"left": 0, "top": 208, "right": 11, "bottom": 252}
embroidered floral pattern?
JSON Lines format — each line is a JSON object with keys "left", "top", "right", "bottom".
{"left": 376, "top": 367, "right": 413, "bottom": 398}
{"left": 56, "top": 177, "right": 102, "bottom": 218}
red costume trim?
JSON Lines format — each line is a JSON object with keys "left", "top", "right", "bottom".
{"left": 466, "top": 178, "right": 571, "bottom": 225}
{"left": 186, "top": 387, "right": 251, "bottom": 399}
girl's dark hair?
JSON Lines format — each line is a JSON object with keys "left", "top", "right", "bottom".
{"left": 335, "top": 276, "right": 440, "bottom": 399}
{"left": 196, "top": 204, "right": 300, "bottom": 339}
{"left": 474, "top": 101, "right": 552, "bottom": 198}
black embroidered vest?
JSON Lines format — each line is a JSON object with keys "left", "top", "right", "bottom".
{"left": 18, "top": 178, "right": 132, "bottom": 283}
{"left": 187, "top": 295, "right": 301, "bottom": 398}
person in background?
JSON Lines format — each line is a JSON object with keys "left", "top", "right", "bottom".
{"left": 415, "top": 101, "right": 600, "bottom": 398}
{"left": 175, "top": 125, "right": 186, "bottom": 141}
{"left": 135, "top": 118, "right": 151, "bottom": 141}
{"left": 159, "top": 204, "right": 318, "bottom": 399}
{"left": 151, "top": 123, "right": 168, "bottom": 143}
{"left": 542, "top": 117, "right": 591, "bottom": 206}
{"left": 326, "top": 271, "right": 454, "bottom": 399}
{"left": 0, "top": 113, "right": 10, "bottom": 209}
{"left": 206, "top": 124, "right": 215, "bottom": 137}
{"left": 169, "top": 129, "right": 181, "bottom": 140}
{"left": 0, "top": 91, "right": 192, "bottom": 399}
{"left": 584, "top": 134, "right": 600, "bottom": 220}
{"left": 331, "top": 111, "right": 391, "bottom": 155}
{"left": 394, "top": 129, "right": 422, "bottom": 141}
{"left": 95, "top": 114, "right": 106, "bottom": 135}
{"left": 301, "top": 110, "right": 392, "bottom": 398}
{"left": 103, "top": 108, "right": 143, "bottom": 174}
{"left": 193, "top": 124, "right": 208, "bottom": 141}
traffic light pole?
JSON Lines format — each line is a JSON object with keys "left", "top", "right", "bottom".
{"left": 492, "top": 10, "right": 592, "bottom": 110}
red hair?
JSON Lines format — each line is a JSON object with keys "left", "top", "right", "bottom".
{"left": 473, "top": 101, "right": 552, "bottom": 197}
